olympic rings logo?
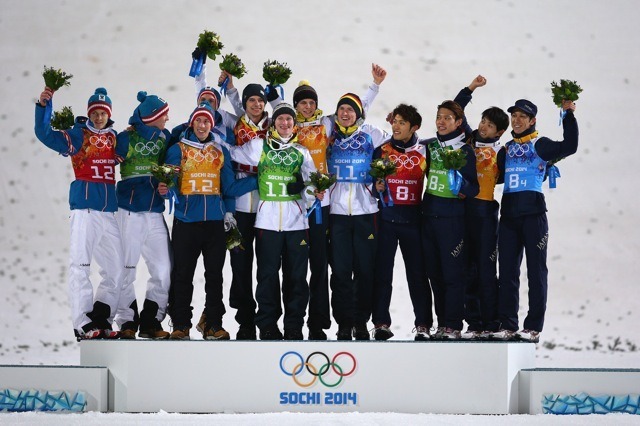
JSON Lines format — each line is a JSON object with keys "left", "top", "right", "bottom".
{"left": 335, "top": 134, "right": 367, "bottom": 150}
{"left": 507, "top": 143, "right": 531, "bottom": 158}
{"left": 134, "top": 139, "right": 163, "bottom": 156}
{"left": 89, "top": 134, "right": 114, "bottom": 149}
{"left": 267, "top": 149, "right": 300, "bottom": 166}
{"left": 476, "top": 148, "right": 495, "bottom": 161}
{"left": 298, "top": 126, "right": 322, "bottom": 139}
{"left": 430, "top": 147, "right": 443, "bottom": 163}
{"left": 389, "top": 154, "right": 421, "bottom": 169}
{"left": 187, "top": 147, "right": 219, "bottom": 163}
{"left": 280, "top": 351, "right": 357, "bottom": 388}
{"left": 237, "top": 128, "right": 258, "bottom": 143}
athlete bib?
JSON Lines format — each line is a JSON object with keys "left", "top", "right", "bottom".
{"left": 233, "top": 116, "right": 268, "bottom": 174}
{"left": 178, "top": 143, "right": 223, "bottom": 195}
{"left": 328, "top": 130, "right": 374, "bottom": 184}
{"left": 380, "top": 143, "right": 427, "bottom": 205}
{"left": 503, "top": 139, "right": 546, "bottom": 194}
{"left": 120, "top": 131, "right": 167, "bottom": 179}
{"left": 297, "top": 121, "right": 328, "bottom": 173}
{"left": 257, "top": 142, "right": 304, "bottom": 201}
{"left": 71, "top": 128, "right": 117, "bottom": 184}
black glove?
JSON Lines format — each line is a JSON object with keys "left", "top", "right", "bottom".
{"left": 265, "top": 84, "right": 280, "bottom": 102}
{"left": 192, "top": 47, "right": 207, "bottom": 64}
{"left": 286, "top": 172, "right": 305, "bottom": 195}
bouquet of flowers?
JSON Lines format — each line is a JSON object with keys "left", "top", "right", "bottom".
{"left": 263, "top": 60, "right": 292, "bottom": 99}
{"left": 150, "top": 163, "right": 181, "bottom": 187}
{"left": 370, "top": 156, "right": 398, "bottom": 207}
{"left": 304, "top": 172, "right": 337, "bottom": 224}
{"left": 550, "top": 79, "right": 582, "bottom": 107}
{"left": 50, "top": 106, "right": 74, "bottom": 130}
{"left": 226, "top": 224, "right": 244, "bottom": 252}
{"left": 305, "top": 171, "right": 337, "bottom": 195}
{"left": 189, "top": 30, "right": 224, "bottom": 77}
{"left": 42, "top": 66, "right": 73, "bottom": 91}
{"left": 442, "top": 149, "right": 467, "bottom": 196}
{"left": 218, "top": 53, "right": 247, "bottom": 96}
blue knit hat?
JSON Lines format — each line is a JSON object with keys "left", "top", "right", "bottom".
{"left": 189, "top": 102, "right": 216, "bottom": 128}
{"left": 197, "top": 86, "right": 221, "bottom": 111}
{"left": 87, "top": 88, "right": 112, "bottom": 118}
{"left": 136, "top": 91, "right": 169, "bottom": 124}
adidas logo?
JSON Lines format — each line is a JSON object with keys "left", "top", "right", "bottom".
{"left": 368, "top": 234, "right": 375, "bottom": 240}
{"left": 300, "top": 240, "right": 308, "bottom": 246}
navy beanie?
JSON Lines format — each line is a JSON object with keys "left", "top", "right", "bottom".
{"left": 242, "top": 84, "right": 267, "bottom": 110}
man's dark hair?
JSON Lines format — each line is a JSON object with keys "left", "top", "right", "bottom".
{"left": 392, "top": 104, "right": 422, "bottom": 128}
{"left": 482, "top": 107, "right": 509, "bottom": 132}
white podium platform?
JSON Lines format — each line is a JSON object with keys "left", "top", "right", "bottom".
{"left": 80, "top": 340, "right": 535, "bottom": 414}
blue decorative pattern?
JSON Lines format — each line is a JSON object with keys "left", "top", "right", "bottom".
{"left": 0, "top": 389, "right": 86, "bottom": 412}
{"left": 543, "top": 393, "right": 640, "bottom": 415}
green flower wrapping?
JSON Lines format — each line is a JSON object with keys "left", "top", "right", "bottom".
{"left": 226, "top": 225, "right": 244, "bottom": 251}
{"left": 305, "top": 172, "right": 337, "bottom": 195}
{"left": 42, "top": 66, "right": 73, "bottom": 91}
{"left": 150, "top": 163, "right": 181, "bottom": 187}
{"left": 442, "top": 149, "right": 467, "bottom": 170}
{"left": 197, "top": 30, "right": 224, "bottom": 60}
{"left": 369, "top": 156, "right": 397, "bottom": 180}
{"left": 550, "top": 79, "right": 582, "bottom": 107}
{"left": 262, "top": 60, "right": 292, "bottom": 86}
{"left": 50, "top": 106, "right": 75, "bottom": 130}
{"left": 219, "top": 53, "right": 247, "bottom": 79}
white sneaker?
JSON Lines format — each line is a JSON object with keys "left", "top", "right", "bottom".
{"left": 414, "top": 326, "right": 431, "bottom": 341}
{"left": 517, "top": 329, "right": 540, "bottom": 343}
{"left": 461, "top": 330, "right": 482, "bottom": 340}
{"left": 440, "top": 327, "right": 461, "bottom": 340}
{"left": 492, "top": 329, "right": 517, "bottom": 341}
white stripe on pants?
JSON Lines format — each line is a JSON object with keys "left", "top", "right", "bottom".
{"left": 114, "top": 210, "right": 172, "bottom": 326}
{"left": 68, "top": 209, "right": 124, "bottom": 331}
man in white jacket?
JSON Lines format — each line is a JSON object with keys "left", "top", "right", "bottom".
{"left": 223, "top": 103, "right": 321, "bottom": 340}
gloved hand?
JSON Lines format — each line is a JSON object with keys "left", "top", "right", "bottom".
{"left": 224, "top": 212, "right": 237, "bottom": 232}
{"left": 265, "top": 84, "right": 280, "bottom": 102}
{"left": 192, "top": 47, "right": 207, "bottom": 64}
{"left": 286, "top": 172, "right": 305, "bottom": 195}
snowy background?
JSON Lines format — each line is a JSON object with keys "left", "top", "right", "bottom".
{"left": 1, "top": 0, "right": 639, "bottom": 423}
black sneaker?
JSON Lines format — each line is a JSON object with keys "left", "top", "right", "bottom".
{"left": 337, "top": 326, "right": 353, "bottom": 341}
{"left": 373, "top": 325, "right": 394, "bottom": 341}
{"left": 353, "top": 324, "right": 370, "bottom": 341}
{"left": 308, "top": 329, "right": 327, "bottom": 341}
{"left": 236, "top": 325, "right": 257, "bottom": 340}
{"left": 284, "top": 329, "right": 304, "bottom": 340}
{"left": 260, "top": 326, "right": 284, "bottom": 341}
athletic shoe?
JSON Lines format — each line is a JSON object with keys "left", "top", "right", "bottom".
{"left": 308, "top": 329, "right": 327, "bottom": 341}
{"left": 373, "top": 325, "right": 394, "bottom": 341}
{"left": 461, "top": 329, "right": 482, "bottom": 340}
{"left": 102, "top": 329, "right": 120, "bottom": 339}
{"left": 440, "top": 327, "right": 461, "bottom": 340}
{"left": 77, "top": 328, "right": 102, "bottom": 341}
{"left": 203, "top": 326, "right": 230, "bottom": 340}
{"left": 195, "top": 312, "right": 206, "bottom": 334}
{"left": 432, "top": 326, "right": 445, "bottom": 340}
{"left": 119, "top": 329, "right": 137, "bottom": 340}
{"left": 517, "top": 329, "right": 540, "bottom": 343}
{"left": 260, "top": 326, "right": 284, "bottom": 341}
{"left": 414, "top": 326, "right": 431, "bottom": 341}
{"left": 139, "top": 319, "right": 170, "bottom": 340}
{"left": 284, "top": 329, "right": 304, "bottom": 340}
{"left": 337, "top": 326, "right": 353, "bottom": 341}
{"left": 491, "top": 329, "right": 517, "bottom": 341}
{"left": 353, "top": 324, "right": 370, "bottom": 341}
{"left": 478, "top": 330, "right": 495, "bottom": 340}
{"left": 169, "top": 327, "right": 191, "bottom": 340}
{"left": 236, "top": 326, "right": 257, "bottom": 340}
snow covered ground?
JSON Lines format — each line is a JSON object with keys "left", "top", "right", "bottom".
{"left": 1, "top": 0, "right": 639, "bottom": 423}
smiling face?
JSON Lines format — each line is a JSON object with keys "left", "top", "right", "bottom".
{"left": 391, "top": 114, "right": 419, "bottom": 143}
{"left": 336, "top": 104, "right": 357, "bottom": 128}
{"left": 296, "top": 99, "right": 317, "bottom": 119}
{"left": 89, "top": 109, "right": 109, "bottom": 130}
{"left": 274, "top": 114, "right": 294, "bottom": 138}
{"left": 510, "top": 110, "right": 536, "bottom": 135}
{"left": 477, "top": 117, "right": 502, "bottom": 140}
{"left": 192, "top": 116, "right": 212, "bottom": 141}
{"left": 435, "top": 107, "right": 462, "bottom": 136}
{"left": 245, "top": 95, "right": 265, "bottom": 123}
